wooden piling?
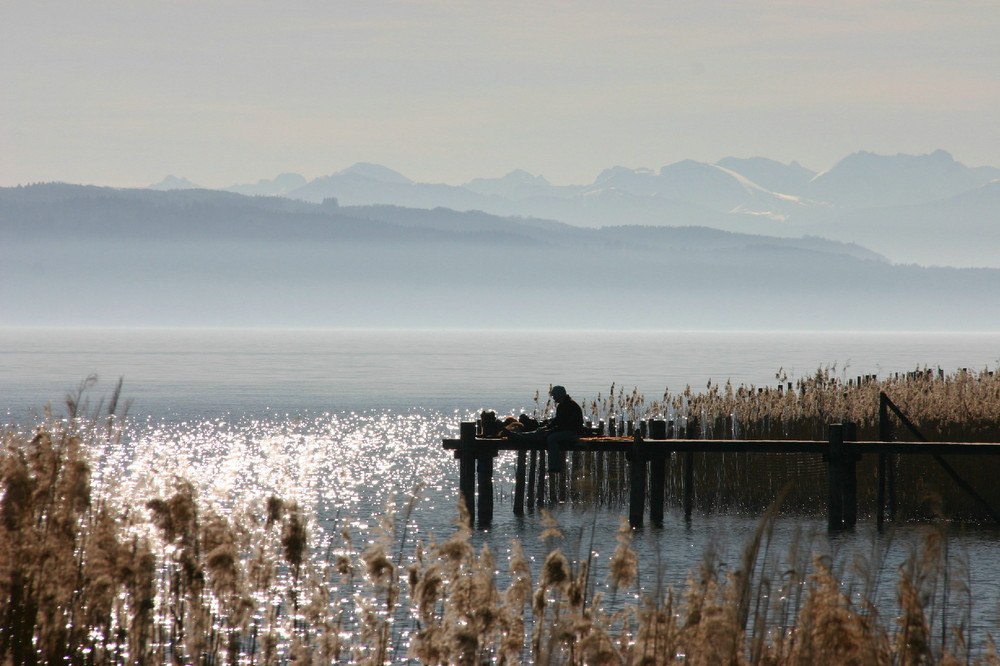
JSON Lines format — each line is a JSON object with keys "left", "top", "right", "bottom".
{"left": 826, "top": 424, "right": 844, "bottom": 530}
{"left": 889, "top": 453, "right": 898, "bottom": 521}
{"left": 877, "top": 397, "right": 891, "bottom": 528}
{"left": 628, "top": 430, "right": 647, "bottom": 528}
{"left": 527, "top": 449, "right": 537, "bottom": 509}
{"left": 878, "top": 393, "right": 898, "bottom": 523}
{"left": 876, "top": 453, "right": 887, "bottom": 529}
{"left": 447, "top": 401, "right": 1000, "bottom": 529}
{"left": 570, "top": 449, "right": 582, "bottom": 501}
{"left": 594, "top": 448, "right": 606, "bottom": 505}
{"left": 826, "top": 423, "right": 858, "bottom": 530}
{"left": 536, "top": 449, "right": 547, "bottom": 505}
{"left": 477, "top": 446, "right": 495, "bottom": 525}
{"left": 459, "top": 422, "right": 477, "bottom": 524}
{"left": 646, "top": 420, "right": 667, "bottom": 527}
{"left": 649, "top": 449, "right": 667, "bottom": 527}
{"left": 514, "top": 449, "right": 527, "bottom": 516}
{"left": 608, "top": 449, "right": 622, "bottom": 502}
{"left": 843, "top": 422, "right": 858, "bottom": 528}
{"left": 684, "top": 417, "right": 699, "bottom": 521}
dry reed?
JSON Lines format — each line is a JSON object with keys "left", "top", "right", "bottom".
{"left": 5, "top": 369, "right": 1000, "bottom": 663}
{"left": 562, "top": 367, "right": 1000, "bottom": 520}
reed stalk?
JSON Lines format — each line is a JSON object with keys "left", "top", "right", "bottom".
{"left": 6, "top": 369, "right": 1000, "bottom": 663}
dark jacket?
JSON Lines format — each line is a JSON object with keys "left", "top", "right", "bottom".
{"left": 547, "top": 396, "right": 584, "bottom": 433}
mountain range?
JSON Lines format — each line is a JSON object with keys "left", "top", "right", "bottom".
{"left": 152, "top": 150, "right": 1000, "bottom": 268}
{"left": 4, "top": 180, "right": 999, "bottom": 330}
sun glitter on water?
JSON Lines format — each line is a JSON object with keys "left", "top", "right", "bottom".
{"left": 91, "top": 408, "right": 468, "bottom": 548}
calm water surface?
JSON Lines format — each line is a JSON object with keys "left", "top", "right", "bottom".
{"left": 3, "top": 327, "right": 1000, "bottom": 648}
{"left": 4, "top": 327, "right": 999, "bottom": 420}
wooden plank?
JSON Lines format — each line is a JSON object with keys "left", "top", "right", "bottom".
{"left": 447, "top": 413, "right": 1000, "bottom": 527}
{"left": 444, "top": 437, "right": 1000, "bottom": 456}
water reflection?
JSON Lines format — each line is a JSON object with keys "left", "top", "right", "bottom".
{"left": 84, "top": 407, "right": 1000, "bottom": 651}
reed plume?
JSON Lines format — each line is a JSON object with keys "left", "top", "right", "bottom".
{"left": 6, "top": 391, "right": 1000, "bottom": 664}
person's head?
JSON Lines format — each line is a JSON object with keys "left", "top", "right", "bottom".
{"left": 550, "top": 385, "right": 567, "bottom": 403}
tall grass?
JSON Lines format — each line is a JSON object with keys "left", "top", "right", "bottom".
{"left": 561, "top": 367, "right": 1000, "bottom": 520}
{"left": 578, "top": 366, "right": 1000, "bottom": 442}
{"left": 4, "top": 412, "right": 1000, "bottom": 664}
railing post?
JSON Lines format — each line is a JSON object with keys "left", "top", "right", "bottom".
{"left": 459, "top": 421, "right": 477, "bottom": 524}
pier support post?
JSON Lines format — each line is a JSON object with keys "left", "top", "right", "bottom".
{"left": 458, "top": 422, "right": 477, "bottom": 524}
{"left": 595, "top": 449, "right": 606, "bottom": 504}
{"left": 570, "top": 449, "right": 582, "bottom": 501}
{"left": 843, "top": 422, "right": 858, "bottom": 527}
{"left": 826, "top": 423, "right": 858, "bottom": 531}
{"left": 514, "top": 448, "right": 527, "bottom": 516}
{"left": 888, "top": 456, "right": 897, "bottom": 523}
{"left": 877, "top": 393, "right": 897, "bottom": 527}
{"left": 628, "top": 431, "right": 647, "bottom": 528}
{"left": 876, "top": 453, "right": 887, "bottom": 528}
{"left": 527, "top": 449, "right": 538, "bottom": 510}
{"left": 477, "top": 445, "right": 497, "bottom": 526}
{"left": 683, "top": 417, "right": 699, "bottom": 521}
{"left": 536, "top": 450, "right": 547, "bottom": 506}
{"left": 649, "top": 450, "right": 667, "bottom": 528}
{"left": 648, "top": 420, "right": 668, "bottom": 527}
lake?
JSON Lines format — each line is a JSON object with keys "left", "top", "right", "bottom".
{"left": 5, "top": 327, "right": 1000, "bottom": 421}
{"left": 3, "top": 326, "right": 1000, "bottom": 653}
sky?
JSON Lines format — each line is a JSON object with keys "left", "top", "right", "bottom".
{"left": 3, "top": 0, "right": 999, "bottom": 189}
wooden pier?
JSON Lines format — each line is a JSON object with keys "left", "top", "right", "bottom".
{"left": 443, "top": 394, "right": 1000, "bottom": 529}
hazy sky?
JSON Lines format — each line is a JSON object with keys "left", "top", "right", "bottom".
{"left": 3, "top": 0, "right": 998, "bottom": 188}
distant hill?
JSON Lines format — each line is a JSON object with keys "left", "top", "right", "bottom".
{"left": 149, "top": 174, "right": 201, "bottom": 190}
{"left": 138, "top": 149, "right": 1000, "bottom": 267}
{"left": 801, "top": 150, "right": 998, "bottom": 208}
{"left": 715, "top": 157, "right": 816, "bottom": 195}
{"left": 3, "top": 183, "right": 999, "bottom": 330}
{"left": 225, "top": 173, "right": 307, "bottom": 197}
{"left": 796, "top": 180, "right": 1000, "bottom": 268}
{"left": 463, "top": 169, "right": 579, "bottom": 201}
